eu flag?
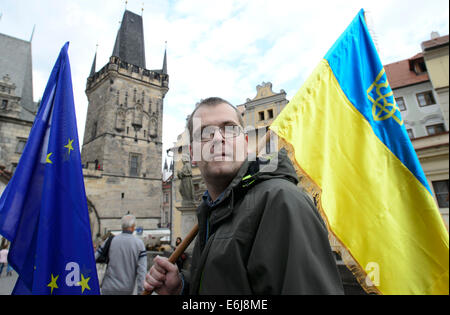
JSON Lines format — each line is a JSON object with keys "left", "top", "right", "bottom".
{"left": 0, "top": 43, "right": 100, "bottom": 295}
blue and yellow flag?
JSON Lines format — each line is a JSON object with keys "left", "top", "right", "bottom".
{"left": 270, "top": 9, "right": 449, "bottom": 295}
{"left": 0, "top": 43, "right": 100, "bottom": 295}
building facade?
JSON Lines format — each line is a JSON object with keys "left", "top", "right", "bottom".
{"left": 384, "top": 33, "right": 449, "bottom": 228}
{"left": 422, "top": 34, "right": 449, "bottom": 129}
{"left": 81, "top": 10, "right": 169, "bottom": 236}
{"left": 238, "top": 82, "right": 288, "bottom": 156}
{"left": 0, "top": 33, "right": 38, "bottom": 177}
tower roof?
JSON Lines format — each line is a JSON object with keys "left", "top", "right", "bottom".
{"left": 89, "top": 51, "right": 97, "bottom": 77}
{"left": 0, "top": 32, "right": 37, "bottom": 122}
{"left": 162, "top": 47, "right": 167, "bottom": 75}
{"left": 112, "top": 10, "right": 146, "bottom": 69}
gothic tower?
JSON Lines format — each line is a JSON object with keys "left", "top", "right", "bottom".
{"left": 81, "top": 10, "right": 168, "bottom": 235}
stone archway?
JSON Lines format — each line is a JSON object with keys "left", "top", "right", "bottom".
{"left": 87, "top": 197, "right": 101, "bottom": 239}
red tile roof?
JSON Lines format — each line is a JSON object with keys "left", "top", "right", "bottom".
{"left": 384, "top": 55, "right": 429, "bottom": 89}
{"left": 421, "top": 35, "right": 449, "bottom": 51}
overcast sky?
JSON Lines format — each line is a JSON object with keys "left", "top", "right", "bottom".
{"left": 1, "top": 0, "right": 448, "bottom": 166}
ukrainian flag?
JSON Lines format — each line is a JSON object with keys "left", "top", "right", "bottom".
{"left": 270, "top": 9, "right": 449, "bottom": 295}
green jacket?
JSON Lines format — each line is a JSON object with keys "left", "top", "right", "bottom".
{"left": 186, "top": 149, "right": 344, "bottom": 295}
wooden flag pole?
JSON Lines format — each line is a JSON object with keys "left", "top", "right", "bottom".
{"left": 142, "top": 223, "right": 199, "bottom": 295}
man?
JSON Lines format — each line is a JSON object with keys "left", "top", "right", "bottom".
{"left": 96, "top": 214, "right": 147, "bottom": 295}
{"left": 144, "top": 97, "right": 344, "bottom": 294}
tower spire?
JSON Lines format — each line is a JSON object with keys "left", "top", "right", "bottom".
{"left": 112, "top": 10, "right": 146, "bottom": 69}
{"left": 162, "top": 42, "right": 167, "bottom": 75}
{"left": 89, "top": 44, "right": 98, "bottom": 77}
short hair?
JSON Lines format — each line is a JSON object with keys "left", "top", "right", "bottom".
{"left": 121, "top": 214, "right": 136, "bottom": 230}
{"left": 187, "top": 97, "right": 245, "bottom": 142}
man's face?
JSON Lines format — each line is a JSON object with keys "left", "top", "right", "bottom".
{"left": 190, "top": 103, "right": 248, "bottom": 183}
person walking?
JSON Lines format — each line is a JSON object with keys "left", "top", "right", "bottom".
{"left": 0, "top": 245, "right": 9, "bottom": 277}
{"left": 95, "top": 214, "right": 147, "bottom": 295}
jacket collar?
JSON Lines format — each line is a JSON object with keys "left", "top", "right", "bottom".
{"left": 197, "top": 158, "right": 252, "bottom": 228}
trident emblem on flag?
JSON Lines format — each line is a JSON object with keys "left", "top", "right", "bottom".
{"left": 367, "top": 68, "right": 403, "bottom": 125}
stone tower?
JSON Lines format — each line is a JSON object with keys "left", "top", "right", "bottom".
{"left": 81, "top": 10, "right": 169, "bottom": 235}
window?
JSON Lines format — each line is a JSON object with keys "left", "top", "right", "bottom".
{"left": 412, "top": 60, "right": 427, "bottom": 74}
{"left": 164, "top": 193, "right": 169, "bottom": 203}
{"left": 129, "top": 153, "right": 141, "bottom": 176}
{"left": 406, "top": 129, "right": 414, "bottom": 139}
{"left": 417, "top": 91, "right": 436, "bottom": 107}
{"left": 426, "top": 123, "right": 446, "bottom": 136}
{"left": 1, "top": 99, "right": 7, "bottom": 109}
{"left": 396, "top": 97, "right": 406, "bottom": 111}
{"left": 91, "top": 121, "right": 97, "bottom": 140}
{"left": 258, "top": 111, "right": 265, "bottom": 121}
{"left": 267, "top": 109, "right": 274, "bottom": 119}
{"left": 164, "top": 211, "right": 169, "bottom": 225}
{"left": 432, "top": 180, "right": 449, "bottom": 208}
{"left": 15, "top": 139, "right": 27, "bottom": 153}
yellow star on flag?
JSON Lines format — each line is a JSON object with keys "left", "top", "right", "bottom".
{"left": 46, "top": 152, "right": 53, "bottom": 164}
{"left": 47, "top": 274, "right": 59, "bottom": 295}
{"left": 64, "top": 138, "right": 74, "bottom": 155}
{"left": 77, "top": 274, "right": 91, "bottom": 294}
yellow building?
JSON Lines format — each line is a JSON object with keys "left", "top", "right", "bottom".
{"left": 422, "top": 33, "right": 449, "bottom": 128}
{"left": 237, "top": 82, "right": 288, "bottom": 156}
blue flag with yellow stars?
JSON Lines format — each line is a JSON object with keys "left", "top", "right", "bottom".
{"left": 0, "top": 43, "right": 100, "bottom": 295}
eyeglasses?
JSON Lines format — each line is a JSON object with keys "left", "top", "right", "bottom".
{"left": 195, "top": 125, "right": 244, "bottom": 142}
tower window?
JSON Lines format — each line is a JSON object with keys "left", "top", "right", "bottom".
{"left": 267, "top": 109, "right": 274, "bottom": 119}
{"left": 129, "top": 153, "right": 141, "bottom": 176}
{"left": 16, "top": 139, "right": 27, "bottom": 154}
{"left": 91, "top": 121, "right": 97, "bottom": 140}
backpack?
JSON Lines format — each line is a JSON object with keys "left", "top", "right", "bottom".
{"left": 96, "top": 235, "right": 114, "bottom": 264}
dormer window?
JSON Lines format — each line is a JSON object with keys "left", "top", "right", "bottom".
{"left": 408, "top": 55, "right": 427, "bottom": 75}
{"left": 413, "top": 60, "right": 427, "bottom": 74}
